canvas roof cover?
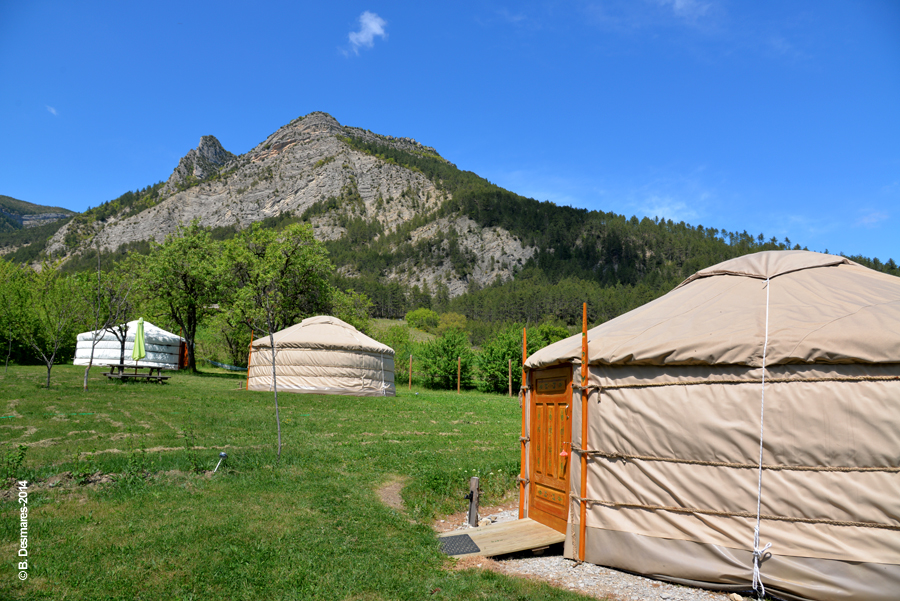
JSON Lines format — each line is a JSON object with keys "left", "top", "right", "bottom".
{"left": 251, "top": 316, "right": 394, "bottom": 354}
{"left": 249, "top": 316, "right": 395, "bottom": 396}
{"left": 526, "top": 250, "right": 900, "bottom": 370}
{"left": 74, "top": 320, "right": 183, "bottom": 369}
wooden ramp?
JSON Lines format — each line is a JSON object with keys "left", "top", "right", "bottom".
{"left": 438, "top": 518, "right": 565, "bottom": 558}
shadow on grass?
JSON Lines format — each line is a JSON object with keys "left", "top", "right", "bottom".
{"left": 188, "top": 370, "right": 246, "bottom": 381}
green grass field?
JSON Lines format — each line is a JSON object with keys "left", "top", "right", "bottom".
{"left": 0, "top": 365, "right": 591, "bottom": 600}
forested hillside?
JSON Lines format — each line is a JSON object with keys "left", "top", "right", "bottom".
{"left": 328, "top": 135, "right": 899, "bottom": 333}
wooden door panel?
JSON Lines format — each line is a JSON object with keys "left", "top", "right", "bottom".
{"left": 528, "top": 366, "right": 572, "bottom": 534}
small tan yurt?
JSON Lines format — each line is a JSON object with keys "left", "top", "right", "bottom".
{"left": 248, "top": 316, "right": 395, "bottom": 396}
{"left": 521, "top": 251, "right": 900, "bottom": 601}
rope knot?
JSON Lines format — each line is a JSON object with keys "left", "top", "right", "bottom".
{"left": 751, "top": 541, "right": 772, "bottom": 598}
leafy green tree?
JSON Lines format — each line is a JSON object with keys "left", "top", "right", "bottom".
{"left": 331, "top": 288, "right": 373, "bottom": 334}
{"left": 373, "top": 324, "right": 412, "bottom": 375}
{"left": 475, "top": 324, "right": 524, "bottom": 394}
{"left": 405, "top": 307, "right": 439, "bottom": 332}
{"left": 220, "top": 222, "right": 333, "bottom": 460}
{"left": 531, "top": 322, "right": 570, "bottom": 349}
{"left": 133, "top": 221, "right": 222, "bottom": 372}
{"left": 474, "top": 322, "right": 571, "bottom": 394}
{"left": 19, "top": 262, "right": 87, "bottom": 387}
{"left": 80, "top": 245, "right": 138, "bottom": 391}
{"left": 436, "top": 312, "right": 467, "bottom": 335}
{"left": 416, "top": 329, "right": 473, "bottom": 390}
{"left": 0, "top": 259, "right": 27, "bottom": 375}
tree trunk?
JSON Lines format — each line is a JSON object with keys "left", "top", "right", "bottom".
{"left": 84, "top": 338, "right": 99, "bottom": 392}
{"left": 187, "top": 338, "right": 197, "bottom": 373}
{"left": 45, "top": 362, "right": 52, "bottom": 388}
{"left": 4, "top": 336, "right": 10, "bottom": 377}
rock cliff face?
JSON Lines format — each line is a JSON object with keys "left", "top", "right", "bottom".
{"left": 159, "top": 135, "right": 234, "bottom": 196}
{"left": 47, "top": 112, "right": 536, "bottom": 296}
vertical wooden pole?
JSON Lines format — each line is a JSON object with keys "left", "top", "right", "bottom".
{"left": 508, "top": 358, "right": 512, "bottom": 397}
{"left": 245, "top": 341, "right": 253, "bottom": 391}
{"left": 457, "top": 356, "right": 461, "bottom": 393}
{"left": 578, "top": 303, "right": 589, "bottom": 561}
{"left": 467, "top": 476, "right": 480, "bottom": 527}
{"left": 518, "top": 327, "right": 528, "bottom": 519}
{"left": 522, "top": 328, "right": 527, "bottom": 387}
{"left": 408, "top": 354, "right": 412, "bottom": 390}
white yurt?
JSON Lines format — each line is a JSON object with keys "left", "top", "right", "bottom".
{"left": 248, "top": 316, "right": 395, "bottom": 396}
{"left": 521, "top": 251, "right": 900, "bottom": 601}
{"left": 74, "top": 320, "right": 184, "bottom": 369}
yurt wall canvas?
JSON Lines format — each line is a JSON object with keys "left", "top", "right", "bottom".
{"left": 248, "top": 316, "right": 395, "bottom": 397}
{"left": 523, "top": 251, "right": 900, "bottom": 601}
{"left": 74, "top": 321, "right": 183, "bottom": 370}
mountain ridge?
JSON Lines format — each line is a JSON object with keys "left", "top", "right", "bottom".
{"left": 0, "top": 195, "right": 74, "bottom": 231}
{"left": 2, "top": 111, "right": 897, "bottom": 322}
{"left": 43, "top": 111, "right": 538, "bottom": 296}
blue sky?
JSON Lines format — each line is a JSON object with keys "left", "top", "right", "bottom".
{"left": 2, "top": 1, "right": 898, "bottom": 262}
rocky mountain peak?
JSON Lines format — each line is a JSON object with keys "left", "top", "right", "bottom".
{"left": 41, "top": 110, "right": 534, "bottom": 297}
{"left": 160, "top": 135, "right": 234, "bottom": 195}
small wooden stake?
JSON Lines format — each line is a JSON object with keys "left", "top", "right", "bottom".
{"left": 457, "top": 356, "right": 461, "bottom": 393}
{"left": 467, "top": 476, "right": 480, "bottom": 527}
{"left": 508, "top": 358, "right": 512, "bottom": 397}
{"left": 409, "top": 354, "right": 412, "bottom": 390}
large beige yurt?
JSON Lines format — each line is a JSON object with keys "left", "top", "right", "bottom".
{"left": 248, "top": 316, "right": 395, "bottom": 396}
{"left": 521, "top": 251, "right": 900, "bottom": 601}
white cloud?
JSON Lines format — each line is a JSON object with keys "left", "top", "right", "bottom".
{"left": 496, "top": 8, "right": 527, "bottom": 25}
{"left": 856, "top": 211, "right": 890, "bottom": 228}
{"left": 657, "top": 0, "right": 713, "bottom": 20}
{"left": 46, "top": 105, "right": 58, "bottom": 116}
{"left": 638, "top": 194, "right": 700, "bottom": 223}
{"left": 881, "top": 181, "right": 900, "bottom": 195}
{"left": 348, "top": 11, "right": 387, "bottom": 55}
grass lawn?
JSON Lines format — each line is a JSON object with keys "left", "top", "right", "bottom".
{"left": 0, "top": 365, "right": 592, "bottom": 601}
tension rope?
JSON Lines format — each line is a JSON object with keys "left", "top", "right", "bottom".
{"left": 752, "top": 277, "right": 772, "bottom": 599}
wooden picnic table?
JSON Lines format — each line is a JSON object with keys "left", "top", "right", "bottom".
{"left": 102, "top": 363, "right": 170, "bottom": 383}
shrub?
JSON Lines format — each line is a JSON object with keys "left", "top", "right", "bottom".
{"left": 416, "top": 329, "right": 473, "bottom": 389}
{"left": 405, "top": 307, "right": 439, "bottom": 332}
{"left": 475, "top": 322, "right": 571, "bottom": 393}
{"left": 436, "top": 312, "right": 467, "bottom": 335}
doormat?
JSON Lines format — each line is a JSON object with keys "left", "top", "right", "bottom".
{"left": 439, "top": 533, "right": 481, "bottom": 556}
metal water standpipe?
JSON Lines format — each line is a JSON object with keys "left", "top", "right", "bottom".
{"left": 213, "top": 452, "right": 228, "bottom": 473}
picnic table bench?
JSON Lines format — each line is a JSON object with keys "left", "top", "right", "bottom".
{"left": 102, "top": 363, "right": 171, "bottom": 383}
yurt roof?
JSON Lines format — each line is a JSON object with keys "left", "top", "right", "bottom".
{"left": 76, "top": 320, "right": 182, "bottom": 345}
{"left": 526, "top": 250, "right": 900, "bottom": 370}
{"left": 251, "top": 316, "right": 394, "bottom": 354}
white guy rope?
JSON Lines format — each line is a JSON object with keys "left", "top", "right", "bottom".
{"left": 752, "top": 278, "right": 773, "bottom": 598}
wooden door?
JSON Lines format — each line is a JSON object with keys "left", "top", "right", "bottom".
{"left": 528, "top": 365, "right": 572, "bottom": 533}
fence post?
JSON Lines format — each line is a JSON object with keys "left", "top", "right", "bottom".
{"left": 457, "top": 356, "right": 461, "bottom": 394}
{"left": 467, "top": 476, "right": 480, "bottom": 527}
{"left": 508, "top": 358, "right": 512, "bottom": 397}
{"left": 409, "top": 354, "right": 412, "bottom": 390}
